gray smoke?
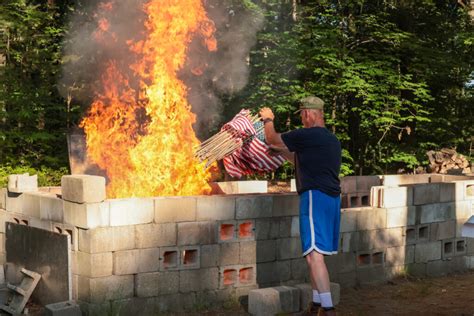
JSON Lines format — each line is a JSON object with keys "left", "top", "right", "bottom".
{"left": 60, "top": 0, "right": 264, "bottom": 138}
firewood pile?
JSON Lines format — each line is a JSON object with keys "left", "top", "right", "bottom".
{"left": 427, "top": 148, "right": 472, "bottom": 174}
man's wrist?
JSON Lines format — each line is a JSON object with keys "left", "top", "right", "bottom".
{"left": 263, "top": 118, "right": 273, "bottom": 124}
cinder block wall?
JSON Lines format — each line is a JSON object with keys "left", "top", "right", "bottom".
{"left": 0, "top": 174, "right": 474, "bottom": 315}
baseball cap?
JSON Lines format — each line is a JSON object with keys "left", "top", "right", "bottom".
{"left": 294, "top": 96, "right": 325, "bottom": 113}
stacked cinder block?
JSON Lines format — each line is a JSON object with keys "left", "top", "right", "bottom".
{"left": 340, "top": 176, "right": 381, "bottom": 208}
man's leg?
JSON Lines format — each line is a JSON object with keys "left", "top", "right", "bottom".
{"left": 306, "top": 251, "right": 334, "bottom": 311}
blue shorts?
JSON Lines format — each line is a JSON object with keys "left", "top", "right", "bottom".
{"left": 299, "top": 189, "right": 341, "bottom": 256}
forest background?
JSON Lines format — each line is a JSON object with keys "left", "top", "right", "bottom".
{"left": 0, "top": 0, "right": 473, "bottom": 186}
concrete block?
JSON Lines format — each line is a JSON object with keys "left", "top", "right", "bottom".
{"left": 0, "top": 188, "right": 6, "bottom": 210}
{"left": 385, "top": 246, "right": 414, "bottom": 266}
{"left": 201, "top": 244, "right": 219, "bottom": 267}
{"left": 236, "top": 195, "right": 272, "bottom": 219}
{"left": 440, "top": 182, "right": 456, "bottom": 202}
{"left": 257, "top": 261, "right": 291, "bottom": 285}
{"left": 340, "top": 232, "right": 358, "bottom": 253}
{"left": 113, "top": 248, "right": 160, "bottom": 274}
{"left": 455, "top": 238, "right": 467, "bottom": 255}
{"left": 110, "top": 297, "right": 161, "bottom": 316}
{"left": 5, "top": 191, "right": 23, "bottom": 213}
{"left": 215, "top": 180, "right": 267, "bottom": 194}
{"left": 159, "top": 247, "right": 180, "bottom": 271}
{"left": 356, "top": 208, "right": 386, "bottom": 231}
{"left": 452, "top": 180, "right": 474, "bottom": 201}
{"left": 386, "top": 206, "right": 416, "bottom": 228}
{"left": 255, "top": 218, "right": 279, "bottom": 240}
{"left": 277, "top": 238, "right": 302, "bottom": 260}
{"left": 77, "top": 251, "right": 113, "bottom": 277}
{"left": 415, "top": 241, "right": 442, "bottom": 263}
{"left": 238, "top": 219, "right": 256, "bottom": 240}
{"left": 426, "top": 260, "right": 451, "bottom": 277}
{"left": 78, "top": 225, "right": 135, "bottom": 253}
{"left": 248, "top": 286, "right": 300, "bottom": 315}
{"left": 289, "top": 258, "right": 307, "bottom": 281}
{"left": 272, "top": 194, "right": 299, "bottom": 217}
{"left": 109, "top": 198, "right": 153, "bottom": 226}
{"left": 379, "top": 186, "right": 413, "bottom": 208}
{"left": 238, "top": 264, "right": 257, "bottom": 287}
{"left": 217, "top": 220, "right": 237, "bottom": 242}
{"left": 154, "top": 196, "right": 196, "bottom": 223}
{"left": 413, "top": 184, "right": 440, "bottom": 205}
{"left": 430, "top": 220, "right": 455, "bottom": 241}
{"left": 40, "top": 194, "right": 64, "bottom": 222}
{"left": 219, "top": 265, "right": 239, "bottom": 288}
{"left": 356, "top": 176, "right": 382, "bottom": 193}
{"left": 196, "top": 196, "right": 235, "bottom": 220}
{"left": 467, "top": 237, "right": 474, "bottom": 255}
{"left": 240, "top": 241, "right": 257, "bottom": 264}
{"left": 382, "top": 174, "right": 430, "bottom": 186}
{"left": 290, "top": 216, "right": 300, "bottom": 237}
{"left": 220, "top": 242, "right": 240, "bottom": 266}
{"left": 78, "top": 275, "right": 134, "bottom": 303}
{"left": 417, "top": 224, "right": 430, "bottom": 242}
{"left": 136, "top": 223, "right": 176, "bottom": 248}
{"left": 179, "top": 268, "right": 219, "bottom": 292}
{"left": 419, "top": 203, "right": 455, "bottom": 224}
{"left": 341, "top": 176, "right": 357, "bottom": 194}
{"left": 177, "top": 221, "right": 216, "bottom": 246}
{"left": 356, "top": 265, "right": 386, "bottom": 285}
{"left": 290, "top": 179, "right": 296, "bottom": 192}
{"left": 154, "top": 292, "right": 196, "bottom": 312}
{"left": 455, "top": 200, "right": 474, "bottom": 219}
{"left": 8, "top": 174, "right": 38, "bottom": 193}
{"left": 61, "top": 175, "right": 106, "bottom": 203}
{"left": 278, "top": 217, "right": 292, "bottom": 238}
{"left": 135, "top": 271, "right": 179, "bottom": 297}
{"left": 340, "top": 210, "right": 358, "bottom": 232}
{"left": 357, "top": 228, "right": 404, "bottom": 251}
{"left": 180, "top": 246, "right": 200, "bottom": 270}
{"left": 45, "top": 300, "right": 81, "bottom": 316}
{"left": 63, "top": 201, "right": 109, "bottom": 229}
{"left": 442, "top": 239, "right": 455, "bottom": 259}
{"left": 21, "top": 191, "right": 45, "bottom": 217}
{"left": 257, "top": 239, "right": 276, "bottom": 263}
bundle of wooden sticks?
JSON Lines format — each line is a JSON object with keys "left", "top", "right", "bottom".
{"left": 195, "top": 113, "right": 263, "bottom": 168}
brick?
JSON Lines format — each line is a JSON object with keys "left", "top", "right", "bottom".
{"left": 257, "top": 240, "right": 276, "bottom": 263}
{"left": 109, "top": 198, "right": 153, "bottom": 226}
{"left": 201, "top": 244, "right": 219, "bottom": 267}
{"left": 196, "top": 196, "right": 235, "bottom": 221}
{"left": 272, "top": 194, "right": 299, "bottom": 217}
{"left": 255, "top": 218, "right": 279, "bottom": 240}
{"left": 379, "top": 186, "right": 413, "bottom": 208}
{"left": 154, "top": 196, "right": 196, "bottom": 223}
{"left": 179, "top": 268, "right": 218, "bottom": 292}
{"left": 430, "top": 220, "right": 455, "bottom": 241}
{"left": 61, "top": 175, "right": 106, "bottom": 203}
{"left": 78, "top": 226, "right": 135, "bottom": 253}
{"left": 288, "top": 216, "right": 299, "bottom": 237}
{"left": 413, "top": 184, "right": 440, "bottom": 205}
{"left": 240, "top": 241, "right": 257, "bottom": 264}
{"left": 135, "top": 271, "right": 179, "bottom": 297}
{"left": 21, "top": 191, "right": 44, "bottom": 217}
{"left": 219, "top": 242, "right": 240, "bottom": 266}
{"left": 177, "top": 221, "right": 216, "bottom": 246}
{"left": 386, "top": 206, "right": 416, "bottom": 228}
{"left": 236, "top": 195, "right": 272, "bottom": 219}
{"left": 356, "top": 208, "right": 386, "bottom": 230}
{"left": 63, "top": 201, "right": 109, "bottom": 229}
{"left": 5, "top": 191, "right": 23, "bottom": 213}
{"left": 8, "top": 174, "right": 38, "bottom": 193}
{"left": 277, "top": 238, "right": 302, "bottom": 260}
{"left": 78, "top": 275, "right": 134, "bottom": 303}
{"left": 40, "top": 194, "right": 64, "bottom": 222}
{"left": 418, "top": 203, "right": 455, "bottom": 224}
{"left": 415, "top": 241, "right": 442, "bottom": 263}
{"left": 340, "top": 210, "right": 358, "bottom": 232}
{"left": 278, "top": 217, "right": 292, "bottom": 238}
{"left": 76, "top": 251, "right": 112, "bottom": 278}
{"left": 113, "top": 248, "right": 160, "bottom": 274}
{"left": 248, "top": 286, "right": 300, "bottom": 315}
{"left": 136, "top": 223, "right": 176, "bottom": 248}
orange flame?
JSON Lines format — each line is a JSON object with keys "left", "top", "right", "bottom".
{"left": 81, "top": 0, "right": 217, "bottom": 198}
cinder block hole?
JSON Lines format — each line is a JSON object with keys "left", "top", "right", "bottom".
{"left": 444, "top": 241, "right": 453, "bottom": 254}
{"left": 239, "top": 222, "right": 253, "bottom": 239}
{"left": 418, "top": 226, "right": 429, "bottom": 239}
{"left": 54, "top": 226, "right": 62, "bottom": 234}
{"left": 361, "top": 195, "right": 369, "bottom": 206}
{"left": 456, "top": 240, "right": 465, "bottom": 252}
{"left": 220, "top": 224, "right": 235, "bottom": 241}
{"left": 64, "top": 229, "right": 74, "bottom": 245}
{"left": 239, "top": 267, "right": 254, "bottom": 284}
{"left": 357, "top": 254, "right": 371, "bottom": 266}
{"left": 350, "top": 196, "right": 358, "bottom": 207}
{"left": 13, "top": 218, "right": 20, "bottom": 224}
{"left": 223, "top": 269, "right": 237, "bottom": 285}
{"left": 372, "top": 252, "right": 384, "bottom": 265}
{"left": 182, "top": 249, "right": 198, "bottom": 266}
{"left": 466, "top": 184, "right": 474, "bottom": 197}
{"left": 21, "top": 219, "right": 29, "bottom": 226}
{"left": 406, "top": 228, "right": 416, "bottom": 241}
{"left": 162, "top": 251, "right": 178, "bottom": 268}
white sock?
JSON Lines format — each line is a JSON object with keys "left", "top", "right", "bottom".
{"left": 319, "top": 292, "right": 333, "bottom": 308}
{"left": 312, "top": 289, "right": 321, "bottom": 304}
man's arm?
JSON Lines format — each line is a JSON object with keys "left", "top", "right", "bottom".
{"left": 268, "top": 144, "right": 295, "bottom": 164}
{"left": 259, "top": 107, "right": 285, "bottom": 146}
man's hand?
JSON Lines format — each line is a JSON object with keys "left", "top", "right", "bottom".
{"left": 259, "top": 107, "right": 274, "bottom": 121}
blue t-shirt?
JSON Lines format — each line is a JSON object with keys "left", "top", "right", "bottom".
{"left": 281, "top": 127, "right": 341, "bottom": 196}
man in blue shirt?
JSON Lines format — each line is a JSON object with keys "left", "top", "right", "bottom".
{"left": 260, "top": 96, "right": 341, "bottom": 316}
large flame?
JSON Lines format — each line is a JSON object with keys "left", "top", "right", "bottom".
{"left": 80, "top": 0, "right": 217, "bottom": 198}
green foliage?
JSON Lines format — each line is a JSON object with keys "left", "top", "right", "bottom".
{"left": 0, "top": 165, "right": 68, "bottom": 187}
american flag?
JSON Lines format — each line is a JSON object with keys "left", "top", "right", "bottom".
{"left": 222, "top": 109, "right": 285, "bottom": 178}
